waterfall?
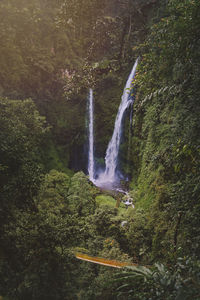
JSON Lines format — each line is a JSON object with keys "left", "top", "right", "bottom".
{"left": 88, "top": 88, "right": 95, "bottom": 181}
{"left": 97, "top": 58, "right": 139, "bottom": 187}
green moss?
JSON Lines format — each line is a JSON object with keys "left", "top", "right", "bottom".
{"left": 94, "top": 73, "right": 124, "bottom": 157}
{"left": 95, "top": 195, "right": 117, "bottom": 208}
{"left": 135, "top": 188, "right": 155, "bottom": 210}
{"left": 95, "top": 194, "right": 127, "bottom": 214}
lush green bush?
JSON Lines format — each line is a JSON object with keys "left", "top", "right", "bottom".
{"left": 114, "top": 256, "right": 200, "bottom": 300}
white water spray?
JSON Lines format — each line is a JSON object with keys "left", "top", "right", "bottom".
{"left": 97, "top": 58, "right": 139, "bottom": 187}
{"left": 88, "top": 88, "right": 95, "bottom": 181}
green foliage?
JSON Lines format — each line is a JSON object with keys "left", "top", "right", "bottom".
{"left": 91, "top": 206, "right": 118, "bottom": 238}
{"left": 124, "top": 209, "right": 152, "bottom": 262}
{"left": 130, "top": 0, "right": 200, "bottom": 263}
{"left": 41, "top": 140, "right": 73, "bottom": 175}
{"left": 114, "top": 257, "right": 200, "bottom": 300}
{"left": 94, "top": 73, "right": 124, "bottom": 158}
{"left": 100, "top": 238, "right": 132, "bottom": 262}
{"left": 68, "top": 171, "right": 96, "bottom": 216}
{"left": 96, "top": 195, "right": 117, "bottom": 208}
{"left": 0, "top": 98, "right": 48, "bottom": 210}
{"left": 0, "top": 0, "right": 56, "bottom": 99}
{"left": 36, "top": 169, "right": 70, "bottom": 214}
{"left": 0, "top": 170, "right": 89, "bottom": 299}
{"left": 0, "top": 209, "right": 80, "bottom": 300}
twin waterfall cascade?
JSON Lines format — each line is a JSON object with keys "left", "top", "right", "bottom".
{"left": 88, "top": 58, "right": 139, "bottom": 189}
{"left": 88, "top": 89, "right": 95, "bottom": 182}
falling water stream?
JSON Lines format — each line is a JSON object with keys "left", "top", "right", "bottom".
{"left": 88, "top": 88, "right": 95, "bottom": 182}
{"left": 95, "top": 58, "right": 139, "bottom": 189}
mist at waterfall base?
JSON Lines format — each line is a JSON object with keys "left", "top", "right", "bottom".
{"left": 88, "top": 59, "right": 138, "bottom": 191}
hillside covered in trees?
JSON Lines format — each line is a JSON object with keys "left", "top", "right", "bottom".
{"left": 0, "top": 0, "right": 200, "bottom": 299}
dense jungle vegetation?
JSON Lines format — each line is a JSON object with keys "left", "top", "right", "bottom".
{"left": 0, "top": 0, "right": 200, "bottom": 299}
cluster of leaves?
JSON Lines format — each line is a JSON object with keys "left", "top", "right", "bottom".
{"left": 0, "top": 98, "right": 48, "bottom": 214}
{"left": 114, "top": 257, "right": 200, "bottom": 300}
{"left": 0, "top": 0, "right": 151, "bottom": 99}
{"left": 0, "top": 99, "right": 77, "bottom": 299}
{"left": 127, "top": 0, "right": 200, "bottom": 263}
